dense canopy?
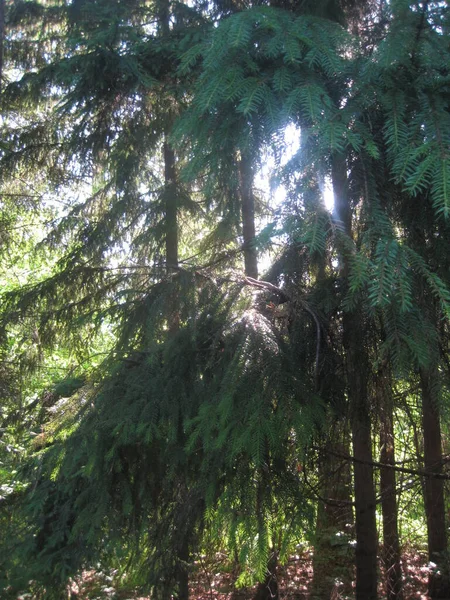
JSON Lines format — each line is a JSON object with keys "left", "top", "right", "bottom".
{"left": 0, "top": 1, "right": 450, "bottom": 599}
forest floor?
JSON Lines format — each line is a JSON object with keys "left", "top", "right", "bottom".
{"left": 68, "top": 548, "right": 430, "bottom": 600}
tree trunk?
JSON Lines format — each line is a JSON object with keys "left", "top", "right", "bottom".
{"left": 163, "top": 139, "right": 180, "bottom": 333}
{"left": 378, "top": 367, "right": 403, "bottom": 600}
{"left": 238, "top": 153, "right": 258, "bottom": 279}
{"left": 332, "top": 155, "right": 378, "bottom": 600}
{"left": 160, "top": 1, "right": 178, "bottom": 269}
{"left": 164, "top": 140, "right": 178, "bottom": 271}
{"left": 253, "top": 552, "right": 278, "bottom": 600}
{"left": 175, "top": 538, "right": 190, "bottom": 600}
{"left": 345, "top": 312, "right": 378, "bottom": 600}
{"left": 311, "top": 424, "right": 354, "bottom": 600}
{"left": 160, "top": 9, "right": 184, "bottom": 595}
{"left": 420, "top": 367, "right": 449, "bottom": 599}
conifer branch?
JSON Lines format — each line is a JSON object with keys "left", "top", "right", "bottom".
{"left": 244, "top": 276, "right": 290, "bottom": 302}
{"left": 244, "top": 276, "right": 321, "bottom": 383}
{"left": 313, "top": 446, "right": 450, "bottom": 480}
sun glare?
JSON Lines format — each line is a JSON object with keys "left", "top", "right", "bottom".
{"left": 323, "top": 179, "right": 335, "bottom": 211}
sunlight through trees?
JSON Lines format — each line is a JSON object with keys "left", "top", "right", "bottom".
{"left": 0, "top": 2, "right": 450, "bottom": 599}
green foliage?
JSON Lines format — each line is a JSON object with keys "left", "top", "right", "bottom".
{"left": 4, "top": 275, "right": 319, "bottom": 594}
{"left": 1, "top": 0, "right": 450, "bottom": 597}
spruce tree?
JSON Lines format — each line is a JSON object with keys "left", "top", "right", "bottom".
{"left": 1, "top": 1, "right": 450, "bottom": 599}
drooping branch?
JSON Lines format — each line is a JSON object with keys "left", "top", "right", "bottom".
{"left": 313, "top": 446, "right": 450, "bottom": 480}
{"left": 244, "top": 276, "right": 321, "bottom": 382}
{"left": 244, "top": 276, "right": 290, "bottom": 302}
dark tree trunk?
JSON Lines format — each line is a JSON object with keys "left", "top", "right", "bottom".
{"left": 175, "top": 538, "right": 190, "bottom": 600}
{"left": 378, "top": 367, "right": 403, "bottom": 600}
{"left": 345, "top": 312, "right": 378, "bottom": 600}
{"left": 238, "top": 154, "right": 258, "bottom": 279}
{"left": 164, "top": 140, "right": 178, "bottom": 271}
{"left": 163, "top": 139, "right": 180, "bottom": 333}
{"left": 160, "top": 0, "right": 178, "bottom": 273}
{"left": 332, "top": 155, "right": 378, "bottom": 600}
{"left": 420, "top": 367, "right": 449, "bottom": 599}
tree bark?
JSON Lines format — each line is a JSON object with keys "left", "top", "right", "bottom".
{"left": 163, "top": 139, "right": 180, "bottom": 333}
{"left": 332, "top": 154, "right": 378, "bottom": 600}
{"left": 345, "top": 312, "right": 379, "bottom": 600}
{"left": 238, "top": 153, "right": 258, "bottom": 279}
{"left": 420, "top": 367, "right": 449, "bottom": 599}
{"left": 175, "top": 537, "right": 190, "bottom": 600}
{"left": 311, "top": 424, "right": 354, "bottom": 600}
{"left": 164, "top": 140, "right": 178, "bottom": 271}
{"left": 378, "top": 367, "right": 403, "bottom": 600}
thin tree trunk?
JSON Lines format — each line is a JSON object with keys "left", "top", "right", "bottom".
{"left": 238, "top": 153, "right": 258, "bottom": 279}
{"left": 164, "top": 140, "right": 178, "bottom": 271}
{"left": 420, "top": 367, "right": 449, "bottom": 599}
{"left": 163, "top": 139, "right": 180, "bottom": 333}
{"left": 160, "top": 0, "right": 178, "bottom": 275}
{"left": 378, "top": 367, "right": 403, "bottom": 600}
{"left": 332, "top": 154, "right": 378, "bottom": 600}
